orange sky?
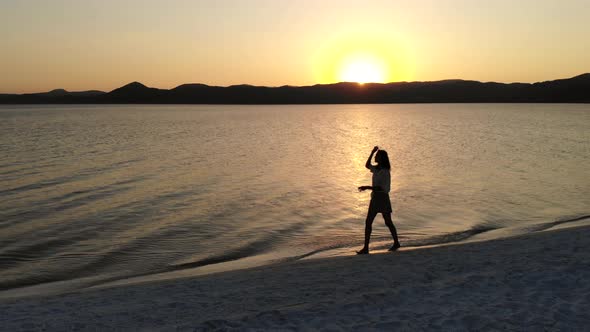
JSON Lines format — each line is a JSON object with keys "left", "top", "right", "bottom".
{"left": 1, "top": 0, "right": 589, "bottom": 93}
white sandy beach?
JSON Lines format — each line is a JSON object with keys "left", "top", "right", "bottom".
{"left": 1, "top": 225, "right": 589, "bottom": 331}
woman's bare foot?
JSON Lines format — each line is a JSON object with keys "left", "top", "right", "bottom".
{"left": 356, "top": 248, "right": 369, "bottom": 255}
{"left": 388, "top": 243, "right": 401, "bottom": 251}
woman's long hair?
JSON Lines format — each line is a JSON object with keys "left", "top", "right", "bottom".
{"left": 376, "top": 150, "right": 391, "bottom": 170}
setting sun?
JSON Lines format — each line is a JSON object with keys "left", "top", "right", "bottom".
{"left": 312, "top": 32, "right": 414, "bottom": 85}
{"left": 339, "top": 55, "right": 387, "bottom": 83}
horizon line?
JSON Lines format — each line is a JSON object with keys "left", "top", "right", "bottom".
{"left": 2, "top": 73, "right": 589, "bottom": 95}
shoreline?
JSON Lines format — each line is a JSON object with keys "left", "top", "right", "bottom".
{"left": 1, "top": 224, "right": 589, "bottom": 330}
{"left": 4, "top": 214, "right": 587, "bottom": 301}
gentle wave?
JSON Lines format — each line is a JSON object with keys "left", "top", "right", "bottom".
{"left": 1, "top": 104, "right": 588, "bottom": 296}
{"left": 1, "top": 213, "right": 588, "bottom": 292}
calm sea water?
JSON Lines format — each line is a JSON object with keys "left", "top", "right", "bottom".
{"left": 1, "top": 104, "right": 589, "bottom": 295}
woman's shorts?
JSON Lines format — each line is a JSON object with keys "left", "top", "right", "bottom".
{"left": 368, "top": 192, "right": 392, "bottom": 214}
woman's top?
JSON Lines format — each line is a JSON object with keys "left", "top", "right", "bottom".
{"left": 369, "top": 165, "right": 390, "bottom": 193}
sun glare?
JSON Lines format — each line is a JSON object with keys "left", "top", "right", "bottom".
{"left": 340, "top": 57, "right": 386, "bottom": 83}
{"left": 312, "top": 32, "right": 414, "bottom": 84}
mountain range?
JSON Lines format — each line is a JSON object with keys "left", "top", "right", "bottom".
{"left": 1, "top": 74, "right": 589, "bottom": 104}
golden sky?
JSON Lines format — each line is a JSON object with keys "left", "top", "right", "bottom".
{"left": 1, "top": 0, "right": 589, "bottom": 93}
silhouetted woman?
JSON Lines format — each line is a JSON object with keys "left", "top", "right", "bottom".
{"left": 357, "top": 146, "right": 401, "bottom": 254}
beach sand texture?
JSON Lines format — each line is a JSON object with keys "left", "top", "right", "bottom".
{"left": 1, "top": 225, "right": 589, "bottom": 331}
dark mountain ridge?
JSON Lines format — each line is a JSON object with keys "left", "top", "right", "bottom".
{"left": 1, "top": 74, "right": 589, "bottom": 104}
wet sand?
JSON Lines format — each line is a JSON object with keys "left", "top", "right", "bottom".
{"left": 1, "top": 225, "right": 589, "bottom": 331}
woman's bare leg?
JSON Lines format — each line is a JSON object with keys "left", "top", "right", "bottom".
{"left": 383, "top": 213, "right": 401, "bottom": 250}
{"left": 358, "top": 210, "right": 377, "bottom": 254}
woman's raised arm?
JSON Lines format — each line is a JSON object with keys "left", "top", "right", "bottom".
{"left": 365, "top": 146, "right": 379, "bottom": 169}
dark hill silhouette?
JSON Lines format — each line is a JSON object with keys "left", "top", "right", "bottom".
{"left": 110, "top": 81, "right": 149, "bottom": 94}
{"left": 28, "top": 89, "right": 104, "bottom": 97}
{"left": 46, "top": 89, "right": 69, "bottom": 96}
{"left": 105, "top": 82, "right": 167, "bottom": 103}
{"left": 0, "top": 88, "right": 105, "bottom": 103}
{"left": 1, "top": 74, "right": 589, "bottom": 104}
